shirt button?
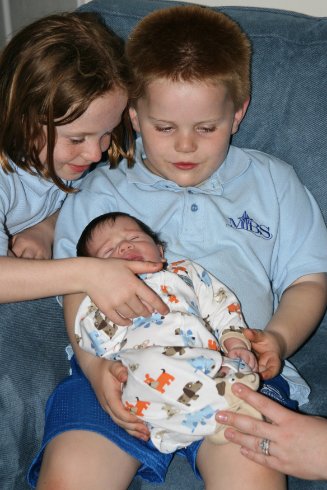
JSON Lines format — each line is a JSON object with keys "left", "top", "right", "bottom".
{"left": 191, "top": 203, "right": 198, "bottom": 212}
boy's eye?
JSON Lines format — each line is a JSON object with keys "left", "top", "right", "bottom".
{"left": 196, "top": 126, "right": 216, "bottom": 133}
{"left": 154, "top": 126, "right": 173, "bottom": 133}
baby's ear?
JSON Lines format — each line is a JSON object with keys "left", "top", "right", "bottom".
{"left": 129, "top": 107, "right": 141, "bottom": 133}
{"left": 158, "top": 245, "right": 165, "bottom": 259}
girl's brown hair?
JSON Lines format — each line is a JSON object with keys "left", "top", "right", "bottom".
{"left": 0, "top": 12, "right": 134, "bottom": 192}
{"left": 126, "top": 5, "right": 251, "bottom": 110}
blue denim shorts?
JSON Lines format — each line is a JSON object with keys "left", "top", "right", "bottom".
{"left": 27, "top": 357, "right": 297, "bottom": 487}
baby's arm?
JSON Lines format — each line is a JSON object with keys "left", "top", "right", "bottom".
{"left": 259, "top": 273, "right": 327, "bottom": 378}
{"left": 9, "top": 211, "right": 59, "bottom": 259}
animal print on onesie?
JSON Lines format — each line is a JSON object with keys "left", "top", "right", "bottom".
{"left": 75, "top": 259, "right": 261, "bottom": 453}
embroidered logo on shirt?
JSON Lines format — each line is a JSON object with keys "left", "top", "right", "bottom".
{"left": 226, "top": 211, "right": 273, "bottom": 240}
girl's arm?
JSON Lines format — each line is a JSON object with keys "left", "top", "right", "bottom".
{"left": 0, "top": 256, "right": 168, "bottom": 322}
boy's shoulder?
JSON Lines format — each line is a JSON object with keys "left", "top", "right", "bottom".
{"left": 224, "top": 145, "right": 296, "bottom": 183}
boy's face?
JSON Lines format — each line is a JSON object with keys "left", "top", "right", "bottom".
{"left": 129, "top": 79, "right": 248, "bottom": 187}
{"left": 87, "top": 216, "right": 164, "bottom": 262}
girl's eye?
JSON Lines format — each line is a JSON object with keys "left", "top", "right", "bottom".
{"left": 70, "top": 138, "right": 85, "bottom": 145}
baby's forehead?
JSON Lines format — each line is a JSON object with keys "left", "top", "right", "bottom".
{"left": 94, "top": 216, "right": 142, "bottom": 237}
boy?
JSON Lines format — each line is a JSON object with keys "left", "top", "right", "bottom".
{"left": 31, "top": 6, "right": 327, "bottom": 490}
{"left": 75, "top": 212, "right": 261, "bottom": 453}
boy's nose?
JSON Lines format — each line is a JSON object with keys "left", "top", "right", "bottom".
{"left": 174, "top": 133, "right": 196, "bottom": 153}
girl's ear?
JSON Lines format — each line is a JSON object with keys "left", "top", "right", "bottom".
{"left": 129, "top": 107, "right": 141, "bottom": 133}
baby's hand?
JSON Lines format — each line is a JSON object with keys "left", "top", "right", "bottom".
{"left": 228, "top": 346, "right": 258, "bottom": 372}
{"left": 84, "top": 355, "right": 150, "bottom": 441}
{"left": 243, "top": 328, "right": 282, "bottom": 380}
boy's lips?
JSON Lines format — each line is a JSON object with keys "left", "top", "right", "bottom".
{"left": 173, "top": 162, "right": 198, "bottom": 170}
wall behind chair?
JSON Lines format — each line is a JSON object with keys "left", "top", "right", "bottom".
{"left": 1, "top": 0, "right": 327, "bottom": 49}
{"left": 0, "top": 0, "right": 81, "bottom": 46}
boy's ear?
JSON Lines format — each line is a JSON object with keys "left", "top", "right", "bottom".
{"left": 231, "top": 97, "right": 250, "bottom": 135}
{"left": 129, "top": 107, "right": 141, "bottom": 133}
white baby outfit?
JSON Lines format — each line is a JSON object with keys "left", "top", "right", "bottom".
{"left": 75, "top": 259, "right": 253, "bottom": 453}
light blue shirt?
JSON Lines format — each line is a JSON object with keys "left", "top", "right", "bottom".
{"left": 54, "top": 139, "right": 327, "bottom": 403}
{"left": 55, "top": 139, "right": 327, "bottom": 327}
{"left": 0, "top": 161, "right": 68, "bottom": 255}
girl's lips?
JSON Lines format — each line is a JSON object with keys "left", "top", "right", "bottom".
{"left": 68, "top": 164, "right": 91, "bottom": 173}
{"left": 173, "top": 162, "right": 198, "bottom": 170}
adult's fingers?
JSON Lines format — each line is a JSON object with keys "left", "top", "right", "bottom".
{"left": 221, "top": 383, "right": 287, "bottom": 425}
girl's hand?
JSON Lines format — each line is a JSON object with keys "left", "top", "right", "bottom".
{"left": 243, "top": 329, "right": 282, "bottom": 379}
{"left": 85, "top": 356, "right": 150, "bottom": 440}
{"left": 83, "top": 257, "right": 169, "bottom": 325}
{"left": 217, "top": 383, "right": 327, "bottom": 480}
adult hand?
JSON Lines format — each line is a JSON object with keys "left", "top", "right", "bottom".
{"left": 84, "top": 257, "right": 169, "bottom": 325}
{"left": 243, "top": 329, "right": 282, "bottom": 379}
{"left": 216, "top": 383, "right": 327, "bottom": 480}
{"left": 85, "top": 355, "right": 150, "bottom": 441}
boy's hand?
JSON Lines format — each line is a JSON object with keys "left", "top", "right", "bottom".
{"left": 228, "top": 347, "right": 258, "bottom": 372}
{"left": 9, "top": 212, "right": 58, "bottom": 259}
{"left": 243, "top": 329, "right": 282, "bottom": 380}
{"left": 84, "top": 355, "right": 150, "bottom": 441}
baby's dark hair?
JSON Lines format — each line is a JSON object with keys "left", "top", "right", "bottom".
{"left": 126, "top": 5, "right": 251, "bottom": 110}
{"left": 76, "top": 211, "right": 165, "bottom": 257}
{"left": 0, "top": 11, "right": 134, "bottom": 192}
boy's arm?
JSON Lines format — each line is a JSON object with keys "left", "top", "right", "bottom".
{"left": 266, "top": 273, "right": 327, "bottom": 358}
{"left": 64, "top": 293, "right": 150, "bottom": 440}
{"left": 247, "top": 273, "right": 327, "bottom": 379}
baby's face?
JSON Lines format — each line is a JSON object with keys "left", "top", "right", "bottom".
{"left": 87, "top": 216, "right": 163, "bottom": 262}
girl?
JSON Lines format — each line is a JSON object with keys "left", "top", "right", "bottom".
{"left": 0, "top": 11, "right": 167, "bottom": 318}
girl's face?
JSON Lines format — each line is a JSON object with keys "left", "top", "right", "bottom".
{"left": 39, "top": 89, "right": 127, "bottom": 181}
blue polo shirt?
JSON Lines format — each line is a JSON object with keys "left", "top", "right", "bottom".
{"left": 0, "top": 161, "right": 68, "bottom": 256}
{"left": 54, "top": 139, "right": 327, "bottom": 403}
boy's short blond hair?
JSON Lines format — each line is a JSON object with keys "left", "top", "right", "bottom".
{"left": 126, "top": 5, "right": 251, "bottom": 110}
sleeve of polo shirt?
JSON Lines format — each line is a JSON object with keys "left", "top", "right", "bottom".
{"left": 54, "top": 177, "right": 118, "bottom": 260}
{"left": 270, "top": 164, "right": 327, "bottom": 300}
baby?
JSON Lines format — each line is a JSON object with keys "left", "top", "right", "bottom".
{"left": 75, "top": 212, "right": 261, "bottom": 453}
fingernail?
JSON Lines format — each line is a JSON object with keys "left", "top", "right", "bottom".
{"left": 217, "top": 413, "right": 228, "bottom": 423}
